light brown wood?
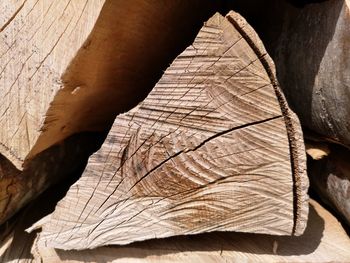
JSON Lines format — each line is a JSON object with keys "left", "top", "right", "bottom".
{"left": 2, "top": 200, "right": 349, "bottom": 263}
{"left": 0, "top": 0, "right": 219, "bottom": 224}
{"left": 30, "top": 11, "right": 308, "bottom": 250}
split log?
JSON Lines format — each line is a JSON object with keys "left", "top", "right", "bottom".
{"left": 30, "top": 11, "right": 308, "bottom": 250}
{"left": 0, "top": 0, "right": 219, "bottom": 223}
{"left": 230, "top": 0, "right": 350, "bottom": 147}
{"left": 308, "top": 142, "right": 350, "bottom": 226}
{"left": 2, "top": 200, "right": 350, "bottom": 262}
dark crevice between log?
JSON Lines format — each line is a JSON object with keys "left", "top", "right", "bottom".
{"left": 0, "top": 131, "right": 109, "bottom": 261}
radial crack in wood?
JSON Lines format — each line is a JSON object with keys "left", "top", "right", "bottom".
{"left": 32, "top": 11, "right": 308, "bottom": 250}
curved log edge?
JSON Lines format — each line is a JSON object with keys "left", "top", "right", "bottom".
{"left": 29, "top": 11, "right": 308, "bottom": 250}
{"left": 0, "top": 0, "right": 106, "bottom": 168}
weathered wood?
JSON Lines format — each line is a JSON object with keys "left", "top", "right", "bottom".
{"left": 2, "top": 200, "right": 349, "bottom": 262}
{"left": 30, "top": 11, "right": 308, "bottom": 250}
{"left": 308, "top": 142, "right": 350, "bottom": 226}
{"left": 230, "top": 0, "right": 350, "bottom": 147}
{"left": 0, "top": 0, "right": 219, "bottom": 223}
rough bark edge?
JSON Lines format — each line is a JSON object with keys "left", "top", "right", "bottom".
{"left": 226, "top": 11, "right": 308, "bottom": 235}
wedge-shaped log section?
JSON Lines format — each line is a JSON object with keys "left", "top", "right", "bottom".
{"left": 0, "top": 0, "right": 218, "bottom": 223}
{"left": 35, "top": 11, "right": 308, "bottom": 249}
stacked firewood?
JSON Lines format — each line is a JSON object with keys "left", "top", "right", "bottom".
{"left": 0, "top": 0, "right": 349, "bottom": 262}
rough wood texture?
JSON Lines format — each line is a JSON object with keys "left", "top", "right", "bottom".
{"left": 0, "top": 0, "right": 219, "bottom": 224}
{"left": 30, "top": 11, "right": 308, "bottom": 250}
{"left": 2, "top": 200, "right": 349, "bottom": 262}
{"left": 230, "top": 0, "right": 350, "bottom": 148}
{"left": 308, "top": 142, "right": 350, "bottom": 226}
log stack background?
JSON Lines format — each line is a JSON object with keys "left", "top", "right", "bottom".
{"left": 0, "top": 0, "right": 350, "bottom": 262}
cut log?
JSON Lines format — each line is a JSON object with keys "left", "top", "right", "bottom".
{"left": 2, "top": 200, "right": 349, "bottom": 262}
{"left": 308, "top": 142, "right": 350, "bottom": 226}
{"left": 31, "top": 11, "right": 308, "bottom": 250}
{"left": 0, "top": 0, "right": 219, "bottom": 223}
{"left": 229, "top": 0, "right": 350, "bottom": 148}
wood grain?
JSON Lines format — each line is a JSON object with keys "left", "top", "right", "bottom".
{"left": 32, "top": 11, "right": 308, "bottom": 250}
